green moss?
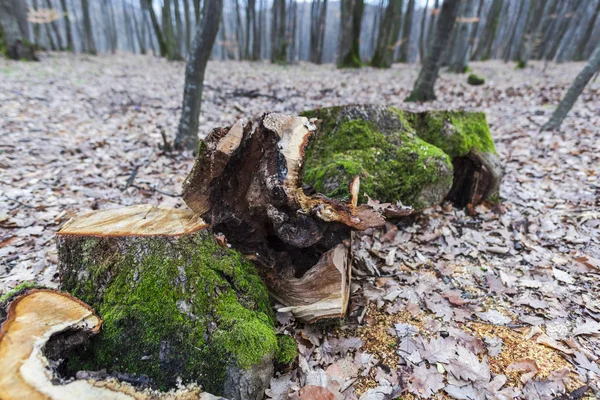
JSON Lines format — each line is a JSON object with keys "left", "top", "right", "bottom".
{"left": 467, "top": 74, "right": 485, "bottom": 86}
{"left": 337, "top": 50, "right": 362, "bottom": 68}
{"left": 62, "top": 233, "right": 278, "bottom": 393}
{"left": 413, "top": 111, "right": 497, "bottom": 158}
{"left": 515, "top": 60, "right": 526, "bottom": 69}
{"left": 301, "top": 107, "right": 452, "bottom": 209}
{"left": 0, "top": 281, "right": 38, "bottom": 303}
{"left": 275, "top": 335, "right": 298, "bottom": 365}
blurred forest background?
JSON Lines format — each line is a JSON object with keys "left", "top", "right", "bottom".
{"left": 4, "top": 0, "right": 600, "bottom": 66}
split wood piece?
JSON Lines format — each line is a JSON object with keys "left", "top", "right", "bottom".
{"left": 182, "top": 114, "right": 386, "bottom": 322}
{"left": 0, "top": 289, "right": 216, "bottom": 400}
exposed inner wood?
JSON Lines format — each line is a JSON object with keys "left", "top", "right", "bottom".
{"left": 182, "top": 113, "right": 386, "bottom": 321}
{"left": 0, "top": 289, "right": 213, "bottom": 400}
{"left": 58, "top": 205, "right": 208, "bottom": 237}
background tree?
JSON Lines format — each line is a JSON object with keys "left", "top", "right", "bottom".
{"left": 59, "top": 0, "right": 74, "bottom": 50}
{"left": 175, "top": 0, "right": 224, "bottom": 151}
{"left": 81, "top": 0, "right": 96, "bottom": 55}
{"left": 371, "top": 0, "right": 403, "bottom": 68}
{"left": 309, "top": 0, "right": 327, "bottom": 64}
{"left": 542, "top": 44, "right": 600, "bottom": 131}
{"left": 398, "top": 0, "right": 415, "bottom": 62}
{"left": 406, "top": 0, "right": 460, "bottom": 102}
{"left": 472, "top": 0, "right": 502, "bottom": 60}
{"left": 449, "top": 0, "right": 478, "bottom": 72}
{"left": 271, "top": 0, "right": 286, "bottom": 63}
{"left": 337, "top": 0, "right": 364, "bottom": 68}
{"left": 0, "top": 0, "right": 36, "bottom": 60}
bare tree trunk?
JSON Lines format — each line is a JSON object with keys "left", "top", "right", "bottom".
{"left": 371, "top": 0, "right": 403, "bottom": 68}
{"left": 194, "top": 0, "right": 200, "bottom": 23}
{"left": 517, "top": 0, "right": 544, "bottom": 67}
{"left": 398, "top": 0, "right": 415, "bottom": 62}
{"left": 59, "top": 0, "right": 74, "bottom": 50}
{"left": 309, "top": 0, "right": 327, "bottom": 63}
{"left": 575, "top": 0, "right": 600, "bottom": 61}
{"left": 253, "top": 0, "right": 263, "bottom": 59}
{"left": 81, "top": 0, "right": 96, "bottom": 54}
{"left": 337, "top": 0, "right": 364, "bottom": 67}
{"left": 32, "top": 0, "right": 41, "bottom": 46}
{"left": 142, "top": 0, "right": 168, "bottom": 57}
{"left": 271, "top": 0, "right": 287, "bottom": 63}
{"left": 472, "top": 0, "right": 502, "bottom": 60}
{"left": 144, "top": 10, "right": 156, "bottom": 55}
{"left": 132, "top": 2, "right": 147, "bottom": 54}
{"left": 418, "top": 0, "right": 429, "bottom": 62}
{"left": 174, "top": 0, "right": 184, "bottom": 55}
{"left": 533, "top": 0, "right": 560, "bottom": 59}
{"left": 501, "top": 0, "right": 527, "bottom": 62}
{"left": 289, "top": 0, "right": 297, "bottom": 63}
{"left": 542, "top": 44, "right": 600, "bottom": 131}
{"left": 544, "top": 0, "right": 579, "bottom": 62}
{"left": 406, "top": 0, "right": 460, "bottom": 102}
{"left": 123, "top": 0, "right": 136, "bottom": 52}
{"left": 235, "top": 0, "right": 244, "bottom": 59}
{"left": 175, "top": 0, "right": 223, "bottom": 151}
{"left": 424, "top": 0, "right": 439, "bottom": 60}
{"left": 45, "top": 0, "right": 64, "bottom": 49}
{"left": 183, "top": 0, "right": 191, "bottom": 53}
{"left": 0, "top": 0, "right": 35, "bottom": 59}
{"left": 555, "top": 0, "right": 594, "bottom": 62}
{"left": 449, "top": 0, "right": 478, "bottom": 72}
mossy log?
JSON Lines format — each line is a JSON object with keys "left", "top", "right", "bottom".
{"left": 0, "top": 288, "right": 217, "bottom": 400}
{"left": 56, "top": 205, "right": 279, "bottom": 399}
{"left": 182, "top": 114, "right": 389, "bottom": 323}
{"left": 300, "top": 104, "right": 502, "bottom": 210}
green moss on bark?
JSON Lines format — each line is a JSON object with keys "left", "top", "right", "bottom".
{"left": 275, "top": 335, "right": 297, "bottom": 365}
{"left": 60, "top": 233, "right": 278, "bottom": 393}
{"left": 467, "top": 73, "right": 485, "bottom": 85}
{"left": 301, "top": 106, "right": 453, "bottom": 210}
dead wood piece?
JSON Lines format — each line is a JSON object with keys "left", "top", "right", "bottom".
{"left": 182, "top": 113, "right": 385, "bottom": 322}
{"left": 0, "top": 289, "right": 214, "bottom": 400}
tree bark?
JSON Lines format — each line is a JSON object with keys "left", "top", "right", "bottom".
{"left": 270, "top": 0, "right": 287, "bottom": 63}
{"left": 542, "top": 44, "right": 600, "bottom": 131}
{"left": 517, "top": 0, "right": 544, "bottom": 67}
{"left": 174, "top": 0, "right": 184, "bottom": 55}
{"left": 449, "top": 0, "right": 478, "bottom": 72}
{"left": 371, "top": 0, "right": 403, "bottom": 68}
{"left": 309, "top": 0, "right": 328, "bottom": 63}
{"left": 406, "top": 0, "right": 460, "bottom": 102}
{"left": 472, "top": 0, "right": 502, "bottom": 60}
{"left": 132, "top": 3, "right": 147, "bottom": 54}
{"left": 183, "top": 0, "right": 191, "bottom": 53}
{"left": 59, "top": 0, "right": 74, "bottom": 50}
{"left": 398, "top": 0, "right": 415, "bottom": 62}
{"left": 174, "top": 0, "right": 223, "bottom": 151}
{"left": 418, "top": 0, "right": 430, "bottom": 62}
{"left": 337, "top": 0, "right": 364, "bottom": 67}
{"left": 81, "top": 0, "right": 96, "bottom": 54}
{"left": 0, "top": 0, "right": 36, "bottom": 60}
{"left": 424, "top": 0, "right": 439, "bottom": 60}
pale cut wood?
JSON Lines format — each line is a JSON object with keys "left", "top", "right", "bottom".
{"left": 0, "top": 289, "right": 219, "bottom": 400}
{"left": 58, "top": 205, "right": 208, "bottom": 237}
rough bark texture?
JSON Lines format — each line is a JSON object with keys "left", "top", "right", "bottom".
{"left": 406, "top": 0, "right": 460, "bottom": 102}
{"left": 337, "top": 0, "right": 365, "bottom": 68}
{"left": 542, "top": 44, "right": 600, "bottom": 131}
{"left": 371, "top": 0, "right": 403, "bottom": 68}
{"left": 0, "top": 0, "right": 36, "bottom": 60}
{"left": 182, "top": 114, "right": 387, "bottom": 321}
{"left": 175, "top": 0, "right": 223, "bottom": 151}
{"left": 0, "top": 288, "right": 221, "bottom": 400}
{"left": 301, "top": 105, "right": 502, "bottom": 210}
{"left": 56, "top": 205, "right": 281, "bottom": 399}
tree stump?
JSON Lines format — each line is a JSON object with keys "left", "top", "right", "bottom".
{"left": 0, "top": 288, "right": 217, "bottom": 400}
{"left": 57, "top": 205, "right": 280, "bottom": 399}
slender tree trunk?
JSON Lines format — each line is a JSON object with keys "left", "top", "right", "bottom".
{"left": 398, "top": 0, "right": 415, "bottom": 62}
{"left": 108, "top": 0, "right": 118, "bottom": 53}
{"left": 194, "top": 0, "right": 201, "bottom": 23}
{"left": 0, "top": 0, "right": 35, "bottom": 59}
{"left": 418, "top": 0, "right": 429, "bottom": 63}
{"left": 406, "top": 0, "right": 460, "bottom": 102}
{"left": 449, "top": 0, "right": 478, "bottom": 72}
{"left": 32, "top": 0, "right": 41, "bottom": 46}
{"left": 175, "top": 0, "right": 223, "bottom": 151}
{"left": 545, "top": 0, "right": 579, "bottom": 62}
{"left": 174, "top": 0, "right": 184, "bottom": 55}
{"left": 517, "top": 0, "right": 544, "bottom": 67}
{"left": 59, "top": 0, "right": 74, "bottom": 50}
{"left": 143, "top": 0, "right": 168, "bottom": 57}
{"left": 543, "top": 44, "right": 600, "bottom": 130}
{"left": 556, "top": 0, "right": 594, "bottom": 62}
{"left": 81, "top": 0, "right": 96, "bottom": 54}
{"left": 271, "top": 0, "right": 287, "bottom": 63}
{"left": 309, "top": 0, "right": 328, "bottom": 63}
{"left": 533, "top": 0, "right": 560, "bottom": 59}
{"left": 45, "top": 0, "right": 64, "bottom": 50}
{"left": 245, "top": 0, "right": 255, "bottom": 59}
{"left": 235, "top": 0, "right": 244, "bottom": 59}
{"left": 145, "top": 11, "right": 157, "bottom": 55}
{"left": 163, "top": 0, "right": 183, "bottom": 59}
{"left": 123, "top": 0, "right": 137, "bottom": 52}
{"left": 371, "top": 0, "right": 403, "bottom": 68}
{"left": 289, "top": 0, "right": 298, "bottom": 63}
{"left": 252, "top": 0, "right": 261, "bottom": 59}
{"left": 472, "top": 0, "right": 502, "bottom": 60}
{"left": 133, "top": 3, "right": 147, "bottom": 54}
{"left": 337, "top": 0, "right": 364, "bottom": 67}
{"left": 424, "top": 0, "right": 439, "bottom": 60}
{"left": 501, "top": 0, "right": 527, "bottom": 62}
{"left": 183, "top": 0, "right": 191, "bottom": 53}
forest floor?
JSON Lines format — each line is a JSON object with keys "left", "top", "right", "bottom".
{"left": 1, "top": 53, "right": 599, "bottom": 399}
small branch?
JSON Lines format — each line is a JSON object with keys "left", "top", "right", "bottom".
{"left": 130, "top": 184, "right": 179, "bottom": 197}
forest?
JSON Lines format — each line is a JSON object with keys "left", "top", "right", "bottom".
{"left": 1, "top": 0, "right": 599, "bottom": 399}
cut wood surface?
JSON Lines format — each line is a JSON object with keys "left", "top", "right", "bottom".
{"left": 58, "top": 204, "right": 208, "bottom": 237}
{"left": 0, "top": 289, "right": 220, "bottom": 400}
{"left": 182, "top": 113, "right": 387, "bottom": 321}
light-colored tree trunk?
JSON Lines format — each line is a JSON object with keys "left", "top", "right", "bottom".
{"left": 81, "top": 0, "right": 96, "bottom": 54}
{"left": 337, "top": 0, "right": 364, "bottom": 68}
{"left": 175, "top": 0, "right": 223, "bottom": 151}
{"left": 418, "top": 0, "right": 430, "bottom": 62}
{"left": 59, "top": 0, "right": 74, "bottom": 50}
{"left": 45, "top": 0, "right": 64, "bottom": 50}
{"left": 517, "top": 0, "right": 544, "bottom": 68}
{"left": 309, "top": 0, "right": 327, "bottom": 63}
{"left": 472, "top": 0, "right": 502, "bottom": 60}
{"left": 371, "top": 0, "right": 403, "bottom": 68}
{"left": 406, "top": 0, "right": 460, "bottom": 102}
{"left": 542, "top": 44, "right": 600, "bottom": 131}
{"left": 398, "top": 0, "right": 415, "bottom": 62}
{"left": 449, "top": 0, "right": 478, "bottom": 72}
{"left": 132, "top": 2, "right": 147, "bottom": 54}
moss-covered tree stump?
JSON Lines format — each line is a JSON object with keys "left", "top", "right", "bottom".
{"left": 300, "top": 105, "right": 502, "bottom": 210}
{"left": 57, "top": 205, "right": 285, "bottom": 400}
